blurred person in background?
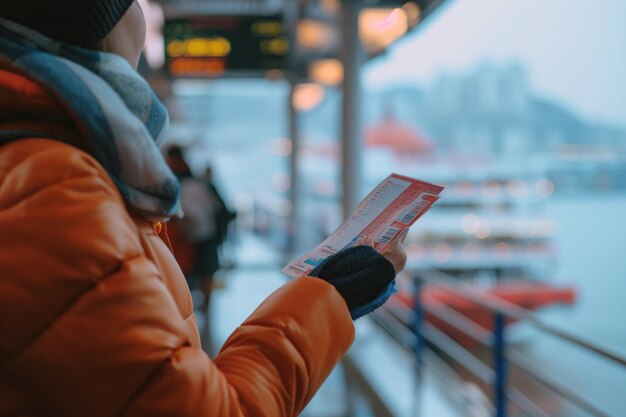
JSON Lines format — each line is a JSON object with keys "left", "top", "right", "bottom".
{"left": 165, "top": 148, "right": 234, "bottom": 314}
{"left": 165, "top": 145, "right": 196, "bottom": 277}
{"left": 0, "top": 2, "right": 407, "bottom": 417}
{"left": 199, "top": 166, "right": 237, "bottom": 283}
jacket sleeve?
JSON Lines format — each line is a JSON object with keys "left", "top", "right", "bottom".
{"left": 123, "top": 277, "right": 354, "bottom": 417}
{"left": 0, "top": 142, "right": 355, "bottom": 417}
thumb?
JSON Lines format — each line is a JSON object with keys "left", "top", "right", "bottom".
{"left": 357, "top": 235, "right": 375, "bottom": 247}
{"left": 397, "top": 228, "right": 409, "bottom": 244}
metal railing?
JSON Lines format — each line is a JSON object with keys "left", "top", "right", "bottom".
{"left": 368, "top": 269, "right": 626, "bottom": 417}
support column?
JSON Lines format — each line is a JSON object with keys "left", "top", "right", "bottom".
{"left": 340, "top": 0, "right": 363, "bottom": 219}
{"left": 285, "top": 0, "right": 301, "bottom": 255}
{"left": 287, "top": 79, "right": 301, "bottom": 255}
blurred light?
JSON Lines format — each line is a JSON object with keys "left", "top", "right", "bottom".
{"left": 309, "top": 59, "right": 344, "bottom": 86}
{"left": 271, "top": 172, "right": 291, "bottom": 192}
{"left": 481, "top": 180, "right": 501, "bottom": 198}
{"left": 251, "top": 21, "right": 284, "bottom": 37}
{"left": 402, "top": 2, "right": 421, "bottom": 27}
{"left": 166, "top": 37, "right": 231, "bottom": 58}
{"left": 359, "top": 8, "right": 409, "bottom": 53}
{"left": 474, "top": 220, "right": 491, "bottom": 239}
{"left": 168, "top": 58, "right": 225, "bottom": 77}
{"left": 493, "top": 242, "right": 512, "bottom": 259}
{"left": 293, "top": 84, "right": 326, "bottom": 112}
{"left": 260, "top": 37, "right": 290, "bottom": 56}
{"left": 461, "top": 243, "right": 480, "bottom": 261}
{"left": 167, "top": 40, "right": 185, "bottom": 57}
{"left": 433, "top": 244, "right": 453, "bottom": 263}
{"left": 298, "top": 20, "right": 335, "bottom": 50}
{"left": 508, "top": 179, "right": 528, "bottom": 198}
{"left": 535, "top": 178, "right": 555, "bottom": 198}
{"left": 461, "top": 213, "right": 480, "bottom": 234}
{"left": 455, "top": 180, "right": 475, "bottom": 197}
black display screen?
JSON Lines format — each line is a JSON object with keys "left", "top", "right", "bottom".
{"left": 164, "top": 15, "right": 288, "bottom": 77}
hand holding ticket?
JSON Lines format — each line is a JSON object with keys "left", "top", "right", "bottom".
{"left": 282, "top": 174, "right": 444, "bottom": 278}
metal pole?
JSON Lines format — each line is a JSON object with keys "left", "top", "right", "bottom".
{"left": 493, "top": 313, "right": 508, "bottom": 417}
{"left": 412, "top": 276, "right": 424, "bottom": 417}
{"left": 340, "top": 0, "right": 363, "bottom": 219}
{"left": 287, "top": 80, "right": 300, "bottom": 255}
{"left": 285, "top": 0, "right": 300, "bottom": 256}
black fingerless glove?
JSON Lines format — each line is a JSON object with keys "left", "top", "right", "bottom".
{"left": 309, "top": 245, "right": 397, "bottom": 320}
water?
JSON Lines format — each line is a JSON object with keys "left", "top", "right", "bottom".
{"left": 511, "top": 195, "right": 626, "bottom": 416}
{"left": 544, "top": 195, "right": 626, "bottom": 348}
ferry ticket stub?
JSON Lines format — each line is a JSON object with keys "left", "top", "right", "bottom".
{"left": 282, "top": 173, "right": 444, "bottom": 278}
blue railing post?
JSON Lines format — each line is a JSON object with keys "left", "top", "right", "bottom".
{"left": 411, "top": 275, "right": 424, "bottom": 417}
{"left": 493, "top": 313, "right": 508, "bottom": 417}
{"left": 412, "top": 276, "right": 425, "bottom": 374}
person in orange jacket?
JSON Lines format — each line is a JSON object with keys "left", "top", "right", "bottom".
{"left": 0, "top": 2, "right": 407, "bottom": 417}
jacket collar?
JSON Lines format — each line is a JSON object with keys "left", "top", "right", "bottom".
{"left": 0, "top": 64, "right": 79, "bottom": 142}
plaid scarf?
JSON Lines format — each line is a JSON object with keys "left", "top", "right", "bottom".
{"left": 0, "top": 18, "right": 181, "bottom": 221}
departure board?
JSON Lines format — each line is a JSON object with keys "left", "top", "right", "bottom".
{"left": 164, "top": 15, "right": 289, "bottom": 77}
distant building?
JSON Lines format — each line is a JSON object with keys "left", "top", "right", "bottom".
{"left": 290, "top": 63, "right": 626, "bottom": 193}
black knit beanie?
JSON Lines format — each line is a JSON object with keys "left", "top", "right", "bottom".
{"left": 0, "top": 0, "right": 135, "bottom": 49}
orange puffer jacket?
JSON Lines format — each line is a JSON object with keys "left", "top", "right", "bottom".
{"left": 0, "top": 67, "right": 355, "bottom": 417}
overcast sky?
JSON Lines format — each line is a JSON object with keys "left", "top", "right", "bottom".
{"left": 364, "top": 0, "right": 626, "bottom": 128}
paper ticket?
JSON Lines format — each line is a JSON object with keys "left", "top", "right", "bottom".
{"left": 282, "top": 173, "right": 444, "bottom": 278}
